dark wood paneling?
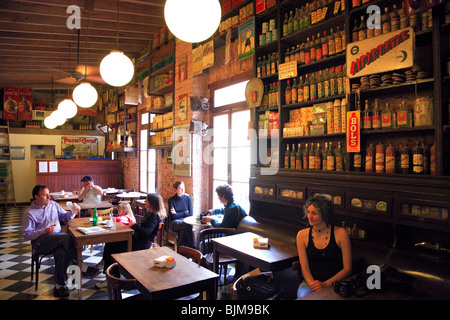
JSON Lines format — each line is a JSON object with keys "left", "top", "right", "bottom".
{"left": 36, "top": 160, "right": 122, "bottom": 192}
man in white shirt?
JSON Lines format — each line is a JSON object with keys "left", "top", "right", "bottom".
{"left": 78, "top": 175, "right": 103, "bottom": 202}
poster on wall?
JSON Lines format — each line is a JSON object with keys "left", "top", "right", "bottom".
{"left": 172, "top": 125, "right": 191, "bottom": 177}
{"left": 203, "top": 40, "right": 214, "bottom": 70}
{"left": 178, "top": 94, "right": 188, "bottom": 121}
{"left": 192, "top": 46, "right": 203, "bottom": 76}
{"left": 61, "top": 136, "right": 99, "bottom": 159}
{"left": 177, "top": 56, "right": 187, "bottom": 82}
{"left": 238, "top": 16, "right": 255, "bottom": 61}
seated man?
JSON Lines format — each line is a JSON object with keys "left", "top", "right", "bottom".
{"left": 78, "top": 175, "right": 103, "bottom": 202}
{"left": 22, "top": 185, "right": 98, "bottom": 298}
{"left": 168, "top": 181, "right": 195, "bottom": 248}
{"left": 203, "top": 184, "right": 247, "bottom": 229}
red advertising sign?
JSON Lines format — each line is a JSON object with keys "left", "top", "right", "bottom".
{"left": 347, "top": 111, "right": 360, "bottom": 153}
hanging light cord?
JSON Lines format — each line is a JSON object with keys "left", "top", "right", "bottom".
{"left": 116, "top": 0, "right": 120, "bottom": 50}
{"left": 85, "top": 12, "right": 90, "bottom": 78}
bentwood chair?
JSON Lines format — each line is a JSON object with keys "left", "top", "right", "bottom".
{"left": 177, "top": 246, "right": 207, "bottom": 300}
{"left": 106, "top": 262, "right": 144, "bottom": 300}
{"left": 198, "top": 227, "right": 237, "bottom": 286}
{"left": 31, "top": 246, "right": 53, "bottom": 290}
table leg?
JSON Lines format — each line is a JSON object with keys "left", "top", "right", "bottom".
{"left": 127, "top": 234, "right": 132, "bottom": 252}
{"left": 206, "top": 279, "right": 217, "bottom": 300}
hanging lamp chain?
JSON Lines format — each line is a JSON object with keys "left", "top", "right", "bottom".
{"left": 116, "top": 0, "right": 120, "bottom": 50}
{"left": 85, "top": 12, "right": 90, "bottom": 79}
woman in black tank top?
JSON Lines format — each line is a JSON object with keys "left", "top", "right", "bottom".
{"left": 296, "top": 195, "right": 352, "bottom": 298}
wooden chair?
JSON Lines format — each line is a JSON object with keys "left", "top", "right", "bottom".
{"left": 292, "top": 260, "right": 303, "bottom": 284}
{"left": 198, "top": 227, "right": 237, "bottom": 286}
{"left": 30, "top": 246, "right": 53, "bottom": 290}
{"left": 177, "top": 246, "right": 206, "bottom": 300}
{"left": 164, "top": 211, "right": 180, "bottom": 252}
{"left": 106, "top": 262, "right": 144, "bottom": 300}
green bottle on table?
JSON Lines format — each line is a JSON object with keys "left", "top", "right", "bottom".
{"left": 93, "top": 208, "right": 98, "bottom": 226}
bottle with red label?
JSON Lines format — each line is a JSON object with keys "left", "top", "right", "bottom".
{"left": 372, "top": 99, "right": 381, "bottom": 129}
{"left": 385, "top": 143, "right": 396, "bottom": 174}
{"left": 362, "top": 100, "right": 372, "bottom": 129}
{"left": 365, "top": 143, "right": 375, "bottom": 173}
{"left": 412, "top": 141, "right": 424, "bottom": 174}
{"left": 375, "top": 142, "right": 385, "bottom": 173}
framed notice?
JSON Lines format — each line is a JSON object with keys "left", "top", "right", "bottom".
{"left": 346, "top": 27, "right": 414, "bottom": 78}
{"left": 278, "top": 61, "right": 298, "bottom": 80}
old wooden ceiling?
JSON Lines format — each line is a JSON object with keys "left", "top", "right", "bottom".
{"left": 0, "top": 0, "right": 166, "bottom": 90}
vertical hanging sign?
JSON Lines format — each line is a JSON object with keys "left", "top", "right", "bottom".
{"left": 238, "top": 16, "right": 255, "bottom": 61}
{"left": 346, "top": 111, "right": 360, "bottom": 152}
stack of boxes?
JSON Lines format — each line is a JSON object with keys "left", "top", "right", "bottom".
{"left": 283, "top": 107, "right": 313, "bottom": 137}
{"left": 258, "top": 111, "right": 279, "bottom": 137}
{"left": 150, "top": 112, "right": 173, "bottom": 146}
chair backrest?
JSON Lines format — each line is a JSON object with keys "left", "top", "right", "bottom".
{"left": 231, "top": 271, "right": 274, "bottom": 300}
{"left": 88, "top": 207, "right": 114, "bottom": 217}
{"left": 106, "top": 262, "right": 138, "bottom": 300}
{"left": 178, "top": 246, "right": 206, "bottom": 267}
{"left": 156, "top": 221, "right": 164, "bottom": 247}
{"left": 199, "top": 227, "right": 236, "bottom": 255}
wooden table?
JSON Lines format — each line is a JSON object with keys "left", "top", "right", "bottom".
{"left": 50, "top": 193, "right": 79, "bottom": 202}
{"left": 212, "top": 232, "right": 298, "bottom": 273}
{"left": 68, "top": 217, "right": 133, "bottom": 271}
{"left": 60, "top": 201, "right": 113, "bottom": 211}
{"left": 112, "top": 246, "right": 219, "bottom": 300}
{"left": 116, "top": 192, "right": 147, "bottom": 208}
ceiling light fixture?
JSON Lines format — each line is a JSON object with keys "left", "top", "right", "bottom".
{"left": 164, "top": 0, "right": 221, "bottom": 43}
{"left": 57, "top": 98, "right": 78, "bottom": 119}
{"left": 73, "top": 12, "right": 98, "bottom": 108}
{"left": 100, "top": 0, "right": 134, "bottom": 87}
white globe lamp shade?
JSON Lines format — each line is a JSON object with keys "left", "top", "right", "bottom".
{"left": 100, "top": 50, "right": 134, "bottom": 87}
{"left": 164, "top": 0, "right": 221, "bottom": 43}
{"left": 57, "top": 98, "right": 78, "bottom": 119}
{"left": 51, "top": 110, "right": 66, "bottom": 126}
{"left": 44, "top": 116, "right": 57, "bottom": 129}
{"left": 72, "top": 82, "right": 98, "bottom": 108}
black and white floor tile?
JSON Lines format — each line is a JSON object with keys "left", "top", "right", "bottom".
{"left": 0, "top": 205, "right": 109, "bottom": 300}
{"left": 0, "top": 205, "right": 234, "bottom": 300}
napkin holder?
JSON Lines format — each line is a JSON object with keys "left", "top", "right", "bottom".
{"left": 153, "top": 256, "right": 176, "bottom": 268}
{"left": 253, "top": 237, "right": 269, "bottom": 249}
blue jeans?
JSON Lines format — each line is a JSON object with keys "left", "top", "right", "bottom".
{"left": 297, "top": 280, "right": 313, "bottom": 298}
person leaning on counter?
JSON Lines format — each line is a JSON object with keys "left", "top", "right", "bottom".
{"left": 22, "top": 185, "right": 98, "bottom": 298}
{"left": 296, "top": 195, "right": 352, "bottom": 298}
{"left": 202, "top": 184, "right": 247, "bottom": 229}
{"left": 77, "top": 175, "right": 103, "bottom": 202}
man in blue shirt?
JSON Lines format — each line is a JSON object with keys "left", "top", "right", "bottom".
{"left": 168, "top": 181, "right": 195, "bottom": 248}
{"left": 22, "top": 185, "right": 97, "bottom": 298}
{"left": 203, "top": 184, "right": 247, "bottom": 229}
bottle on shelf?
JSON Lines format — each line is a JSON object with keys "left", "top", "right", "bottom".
{"left": 401, "top": 144, "right": 411, "bottom": 174}
{"left": 363, "top": 100, "right": 372, "bottom": 130}
{"left": 305, "top": 37, "right": 311, "bottom": 64}
{"left": 358, "top": 15, "right": 367, "bottom": 41}
{"left": 390, "top": 4, "right": 400, "bottom": 32}
{"left": 317, "top": 70, "right": 325, "bottom": 99}
{"left": 330, "top": 67, "right": 337, "bottom": 96}
{"left": 327, "top": 141, "right": 335, "bottom": 171}
{"left": 296, "top": 143, "right": 302, "bottom": 169}
{"left": 310, "top": 35, "right": 316, "bottom": 62}
{"left": 311, "top": 1, "right": 317, "bottom": 25}
{"left": 294, "top": 8, "right": 300, "bottom": 33}
{"left": 283, "top": 13, "right": 289, "bottom": 37}
{"left": 352, "top": 19, "right": 359, "bottom": 42}
{"left": 365, "top": 143, "right": 375, "bottom": 173}
{"left": 324, "top": 68, "right": 330, "bottom": 97}
{"left": 353, "top": 151, "right": 362, "bottom": 171}
{"left": 385, "top": 143, "right": 396, "bottom": 174}
{"left": 290, "top": 143, "right": 296, "bottom": 169}
{"left": 315, "top": 143, "right": 322, "bottom": 170}
{"left": 303, "top": 143, "right": 310, "bottom": 170}
{"left": 337, "top": 65, "right": 344, "bottom": 95}
{"left": 372, "top": 99, "right": 381, "bottom": 129}
{"left": 366, "top": 14, "right": 375, "bottom": 39}
{"left": 375, "top": 142, "right": 385, "bottom": 173}
{"left": 328, "top": 28, "right": 336, "bottom": 56}
{"left": 322, "top": 142, "right": 328, "bottom": 171}
{"left": 285, "top": 144, "right": 291, "bottom": 169}
{"left": 315, "top": 33, "right": 323, "bottom": 61}
{"left": 309, "top": 143, "right": 316, "bottom": 170}
{"left": 334, "top": 27, "right": 343, "bottom": 54}
{"left": 422, "top": 142, "right": 429, "bottom": 175}
{"left": 288, "top": 10, "right": 294, "bottom": 35}
{"left": 303, "top": 74, "right": 310, "bottom": 101}
{"left": 298, "top": 76, "right": 304, "bottom": 103}
{"left": 412, "top": 141, "right": 424, "bottom": 174}
{"left": 396, "top": 101, "right": 412, "bottom": 128}
{"left": 299, "top": 43, "right": 305, "bottom": 64}
{"left": 381, "top": 103, "right": 395, "bottom": 129}
{"left": 335, "top": 141, "right": 345, "bottom": 171}
{"left": 292, "top": 78, "right": 298, "bottom": 104}
{"left": 382, "top": 7, "right": 391, "bottom": 34}
{"left": 285, "top": 79, "right": 292, "bottom": 104}
{"left": 310, "top": 73, "right": 317, "bottom": 100}
{"left": 322, "top": 31, "right": 329, "bottom": 59}
{"left": 257, "top": 57, "right": 262, "bottom": 78}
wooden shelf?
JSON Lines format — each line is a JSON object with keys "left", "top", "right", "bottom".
{"left": 9, "top": 127, "right": 102, "bottom": 136}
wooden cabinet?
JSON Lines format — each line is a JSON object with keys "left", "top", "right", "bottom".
{"left": 250, "top": 0, "right": 450, "bottom": 248}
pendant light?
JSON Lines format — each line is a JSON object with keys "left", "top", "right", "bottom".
{"left": 57, "top": 98, "right": 78, "bottom": 119}
{"left": 73, "top": 12, "right": 98, "bottom": 108}
{"left": 99, "top": 0, "right": 134, "bottom": 87}
{"left": 44, "top": 115, "right": 57, "bottom": 129}
{"left": 164, "top": 0, "right": 221, "bottom": 43}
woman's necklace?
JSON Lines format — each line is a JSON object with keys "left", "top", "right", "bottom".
{"left": 312, "top": 225, "right": 329, "bottom": 241}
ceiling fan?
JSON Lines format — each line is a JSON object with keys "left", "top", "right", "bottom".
{"left": 57, "top": 20, "right": 105, "bottom": 85}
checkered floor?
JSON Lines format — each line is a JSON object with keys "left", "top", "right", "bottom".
{"left": 0, "top": 205, "right": 109, "bottom": 300}
{"left": 0, "top": 205, "right": 234, "bottom": 300}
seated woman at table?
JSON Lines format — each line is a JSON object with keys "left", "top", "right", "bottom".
{"left": 168, "top": 181, "right": 195, "bottom": 248}
{"left": 296, "top": 195, "right": 352, "bottom": 298}
{"left": 202, "top": 184, "right": 247, "bottom": 229}
{"left": 78, "top": 175, "right": 103, "bottom": 203}
{"left": 97, "top": 193, "right": 167, "bottom": 289}
{"left": 115, "top": 202, "right": 136, "bottom": 225}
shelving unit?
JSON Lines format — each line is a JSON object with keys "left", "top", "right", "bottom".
{"left": 148, "top": 36, "right": 175, "bottom": 150}
{"left": 250, "top": 0, "right": 450, "bottom": 248}
{"left": 0, "top": 124, "right": 15, "bottom": 207}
